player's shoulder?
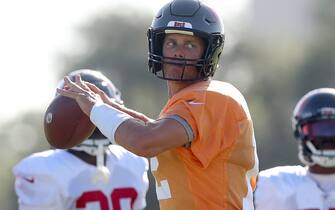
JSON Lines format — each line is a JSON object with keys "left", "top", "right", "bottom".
{"left": 208, "top": 80, "right": 247, "bottom": 104}
{"left": 177, "top": 80, "right": 238, "bottom": 95}
{"left": 257, "top": 165, "right": 307, "bottom": 192}
{"left": 208, "top": 80, "right": 240, "bottom": 93}
{"left": 255, "top": 165, "right": 307, "bottom": 209}
{"left": 176, "top": 80, "right": 244, "bottom": 101}
{"left": 167, "top": 80, "right": 251, "bottom": 121}
{"left": 259, "top": 165, "right": 307, "bottom": 178}
{"left": 206, "top": 80, "right": 251, "bottom": 119}
{"left": 191, "top": 80, "right": 242, "bottom": 95}
{"left": 14, "top": 150, "right": 60, "bottom": 172}
{"left": 193, "top": 80, "right": 246, "bottom": 105}
{"left": 13, "top": 149, "right": 77, "bottom": 176}
{"left": 107, "top": 145, "right": 148, "bottom": 172}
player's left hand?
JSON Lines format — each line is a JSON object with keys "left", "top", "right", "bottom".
{"left": 57, "top": 74, "right": 101, "bottom": 117}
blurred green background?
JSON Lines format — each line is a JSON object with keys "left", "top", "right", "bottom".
{"left": 1, "top": 0, "right": 335, "bottom": 209}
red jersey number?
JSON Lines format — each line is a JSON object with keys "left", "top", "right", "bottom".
{"left": 76, "top": 188, "right": 138, "bottom": 210}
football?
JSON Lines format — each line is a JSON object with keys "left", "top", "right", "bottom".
{"left": 44, "top": 95, "right": 96, "bottom": 149}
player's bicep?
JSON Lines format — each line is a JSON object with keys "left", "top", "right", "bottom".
{"left": 116, "top": 115, "right": 191, "bottom": 157}
{"left": 145, "top": 117, "right": 191, "bottom": 154}
{"left": 15, "top": 175, "right": 61, "bottom": 210}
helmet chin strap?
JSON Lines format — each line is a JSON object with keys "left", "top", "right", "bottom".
{"left": 298, "top": 144, "right": 313, "bottom": 166}
{"left": 93, "top": 141, "right": 111, "bottom": 184}
{"left": 97, "top": 142, "right": 104, "bottom": 167}
{"left": 72, "top": 138, "right": 111, "bottom": 183}
{"left": 304, "top": 141, "right": 335, "bottom": 168}
{"left": 71, "top": 139, "right": 110, "bottom": 156}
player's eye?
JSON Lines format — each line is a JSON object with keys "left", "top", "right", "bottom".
{"left": 185, "top": 43, "right": 195, "bottom": 49}
{"left": 165, "top": 40, "right": 175, "bottom": 48}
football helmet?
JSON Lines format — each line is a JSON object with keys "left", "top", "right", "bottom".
{"left": 292, "top": 88, "right": 335, "bottom": 167}
{"left": 147, "top": 0, "right": 225, "bottom": 81}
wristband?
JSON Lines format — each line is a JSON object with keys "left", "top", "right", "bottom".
{"left": 90, "top": 101, "right": 132, "bottom": 144}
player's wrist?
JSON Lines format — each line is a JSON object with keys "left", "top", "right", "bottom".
{"left": 90, "top": 102, "right": 133, "bottom": 144}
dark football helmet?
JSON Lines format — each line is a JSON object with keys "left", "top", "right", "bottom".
{"left": 147, "top": 0, "right": 225, "bottom": 81}
{"left": 292, "top": 88, "right": 335, "bottom": 167}
{"left": 57, "top": 69, "right": 123, "bottom": 156}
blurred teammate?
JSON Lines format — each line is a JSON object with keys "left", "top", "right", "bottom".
{"left": 255, "top": 88, "right": 335, "bottom": 210}
{"left": 57, "top": 0, "right": 259, "bottom": 209}
{"left": 13, "top": 69, "right": 149, "bottom": 210}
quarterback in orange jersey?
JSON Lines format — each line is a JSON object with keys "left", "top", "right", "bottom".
{"left": 57, "top": 0, "right": 259, "bottom": 209}
{"left": 153, "top": 81, "right": 258, "bottom": 210}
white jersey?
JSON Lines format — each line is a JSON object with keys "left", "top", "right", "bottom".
{"left": 254, "top": 165, "right": 335, "bottom": 210}
{"left": 13, "top": 145, "right": 149, "bottom": 210}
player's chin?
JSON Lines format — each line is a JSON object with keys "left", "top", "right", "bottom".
{"left": 163, "top": 69, "right": 183, "bottom": 80}
{"left": 164, "top": 65, "right": 198, "bottom": 81}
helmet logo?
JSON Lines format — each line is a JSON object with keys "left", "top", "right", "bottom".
{"left": 167, "top": 21, "right": 192, "bottom": 29}
{"left": 319, "top": 107, "right": 335, "bottom": 116}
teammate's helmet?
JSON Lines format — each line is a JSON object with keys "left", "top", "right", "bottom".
{"left": 292, "top": 88, "right": 335, "bottom": 167}
{"left": 57, "top": 69, "right": 123, "bottom": 156}
{"left": 147, "top": 0, "right": 225, "bottom": 81}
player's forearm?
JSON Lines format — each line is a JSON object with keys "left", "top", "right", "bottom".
{"left": 90, "top": 102, "right": 160, "bottom": 157}
{"left": 106, "top": 99, "right": 153, "bottom": 123}
{"left": 120, "top": 106, "right": 153, "bottom": 123}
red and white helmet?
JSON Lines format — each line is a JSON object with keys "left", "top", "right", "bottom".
{"left": 292, "top": 88, "right": 335, "bottom": 167}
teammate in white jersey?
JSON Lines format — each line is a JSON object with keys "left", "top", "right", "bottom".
{"left": 13, "top": 70, "right": 149, "bottom": 210}
{"left": 254, "top": 88, "right": 335, "bottom": 210}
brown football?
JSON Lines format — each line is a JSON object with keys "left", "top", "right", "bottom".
{"left": 44, "top": 95, "right": 95, "bottom": 149}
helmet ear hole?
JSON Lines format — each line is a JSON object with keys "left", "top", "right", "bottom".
{"left": 294, "top": 124, "right": 302, "bottom": 139}
{"left": 294, "top": 129, "right": 300, "bottom": 139}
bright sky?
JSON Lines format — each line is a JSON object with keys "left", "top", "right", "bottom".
{"left": 0, "top": 0, "right": 250, "bottom": 125}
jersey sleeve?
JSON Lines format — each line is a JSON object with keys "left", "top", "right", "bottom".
{"left": 161, "top": 94, "right": 241, "bottom": 168}
{"left": 13, "top": 159, "right": 64, "bottom": 210}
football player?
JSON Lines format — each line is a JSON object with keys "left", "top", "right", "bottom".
{"left": 57, "top": 0, "right": 259, "bottom": 209}
{"left": 13, "top": 69, "right": 149, "bottom": 210}
{"left": 254, "top": 88, "right": 335, "bottom": 210}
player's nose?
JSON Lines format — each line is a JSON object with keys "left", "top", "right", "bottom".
{"left": 173, "top": 46, "right": 185, "bottom": 58}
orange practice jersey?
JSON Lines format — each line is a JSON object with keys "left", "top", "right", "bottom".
{"left": 151, "top": 80, "right": 259, "bottom": 210}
